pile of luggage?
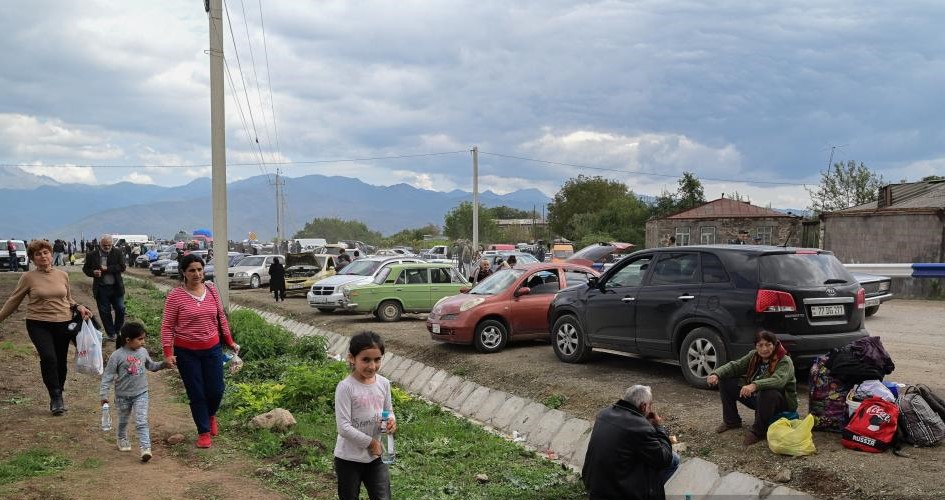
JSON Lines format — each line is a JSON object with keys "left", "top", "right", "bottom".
{"left": 808, "top": 336, "right": 945, "bottom": 453}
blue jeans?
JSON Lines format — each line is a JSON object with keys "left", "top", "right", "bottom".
{"left": 175, "top": 344, "right": 225, "bottom": 435}
{"left": 116, "top": 391, "right": 151, "bottom": 450}
{"left": 95, "top": 285, "right": 126, "bottom": 338}
{"left": 9, "top": 255, "right": 19, "bottom": 272}
{"left": 659, "top": 452, "right": 681, "bottom": 485}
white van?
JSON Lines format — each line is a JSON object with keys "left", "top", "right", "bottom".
{"left": 293, "top": 238, "right": 328, "bottom": 251}
{"left": 0, "top": 240, "right": 28, "bottom": 271}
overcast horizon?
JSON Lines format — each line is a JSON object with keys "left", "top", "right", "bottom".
{"left": 2, "top": 1, "right": 943, "bottom": 210}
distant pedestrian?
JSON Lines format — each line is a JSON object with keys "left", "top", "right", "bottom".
{"left": 52, "top": 239, "right": 65, "bottom": 266}
{"left": 269, "top": 257, "right": 286, "bottom": 302}
{"left": 471, "top": 259, "right": 493, "bottom": 283}
{"left": 334, "top": 331, "right": 396, "bottom": 500}
{"left": 337, "top": 249, "right": 352, "bottom": 270}
{"left": 82, "top": 235, "right": 127, "bottom": 342}
{"left": 7, "top": 239, "right": 19, "bottom": 272}
{"left": 100, "top": 322, "right": 168, "bottom": 462}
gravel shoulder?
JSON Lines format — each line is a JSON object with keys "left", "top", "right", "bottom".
{"left": 133, "top": 269, "right": 945, "bottom": 499}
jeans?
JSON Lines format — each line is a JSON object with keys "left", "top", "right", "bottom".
{"left": 9, "top": 254, "right": 19, "bottom": 272}
{"left": 116, "top": 391, "right": 151, "bottom": 450}
{"left": 334, "top": 456, "right": 390, "bottom": 500}
{"left": 175, "top": 344, "right": 225, "bottom": 434}
{"left": 95, "top": 285, "right": 126, "bottom": 338}
{"left": 659, "top": 452, "right": 681, "bottom": 485}
{"left": 25, "top": 320, "right": 73, "bottom": 395}
{"left": 53, "top": 252, "right": 63, "bottom": 265}
{"left": 719, "top": 377, "right": 789, "bottom": 437}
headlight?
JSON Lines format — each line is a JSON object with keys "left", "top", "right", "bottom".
{"left": 338, "top": 285, "right": 350, "bottom": 296}
{"left": 236, "top": 272, "right": 248, "bottom": 277}
{"left": 459, "top": 298, "right": 485, "bottom": 312}
{"left": 879, "top": 282, "right": 890, "bottom": 292}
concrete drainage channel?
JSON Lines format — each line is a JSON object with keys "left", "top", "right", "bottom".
{"left": 137, "top": 279, "right": 813, "bottom": 498}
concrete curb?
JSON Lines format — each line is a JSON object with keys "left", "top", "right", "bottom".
{"left": 137, "top": 280, "right": 816, "bottom": 500}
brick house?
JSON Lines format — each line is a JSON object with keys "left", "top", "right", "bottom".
{"left": 823, "top": 179, "right": 945, "bottom": 298}
{"left": 644, "top": 198, "right": 803, "bottom": 248}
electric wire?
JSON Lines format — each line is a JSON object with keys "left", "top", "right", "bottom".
{"left": 258, "top": 0, "right": 282, "bottom": 160}
{"left": 237, "top": 0, "right": 275, "bottom": 160}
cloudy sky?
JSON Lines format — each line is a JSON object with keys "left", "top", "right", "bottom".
{"left": 2, "top": 0, "right": 943, "bottom": 208}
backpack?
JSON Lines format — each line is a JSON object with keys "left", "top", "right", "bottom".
{"left": 842, "top": 397, "right": 899, "bottom": 452}
{"left": 809, "top": 355, "right": 851, "bottom": 432}
{"left": 897, "top": 385, "right": 945, "bottom": 447}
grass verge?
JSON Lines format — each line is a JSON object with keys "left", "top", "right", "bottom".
{"left": 0, "top": 449, "right": 71, "bottom": 485}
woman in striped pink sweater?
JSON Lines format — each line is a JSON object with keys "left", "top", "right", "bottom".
{"left": 161, "top": 254, "right": 239, "bottom": 448}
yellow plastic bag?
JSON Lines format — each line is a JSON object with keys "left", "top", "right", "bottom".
{"left": 767, "top": 414, "right": 816, "bottom": 456}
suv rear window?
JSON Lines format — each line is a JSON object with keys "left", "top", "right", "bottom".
{"left": 759, "top": 253, "right": 854, "bottom": 286}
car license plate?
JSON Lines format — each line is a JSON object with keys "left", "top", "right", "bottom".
{"left": 431, "top": 323, "right": 440, "bottom": 334}
{"left": 313, "top": 296, "right": 327, "bottom": 303}
{"left": 865, "top": 297, "right": 880, "bottom": 307}
{"left": 287, "top": 283, "right": 301, "bottom": 290}
{"left": 811, "top": 305, "right": 845, "bottom": 317}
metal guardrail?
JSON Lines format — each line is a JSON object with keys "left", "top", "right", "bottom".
{"left": 844, "top": 263, "right": 945, "bottom": 278}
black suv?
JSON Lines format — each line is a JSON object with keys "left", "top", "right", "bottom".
{"left": 548, "top": 245, "right": 869, "bottom": 388}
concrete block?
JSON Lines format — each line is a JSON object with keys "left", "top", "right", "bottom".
{"left": 332, "top": 338, "right": 350, "bottom": 357}
{"left": 569, "top": 429, "right": 592, "bottom": 470}
{"left": 709, "top": 471, "right": 764, "bottom": 497}
{"left": 378, "top": 354, "right": 403, "bottom": 378}
{"left": 399, "top": 362, "right": 427, "bottom": 389}
{"left": 420, "top": 370, "right": 449, "bottom": 399}
{"left": 767, "top": 486, "right": 816, "bottom": 499}
{"left": 549, "top": 418, "right": 592, "bottom": 461}
{"left": 472, "top": 390, "right": 510, "bottom": 424}
{"left": 445, "top": 380, "right": 478, "bottom": 410}
{"left": 529, "top": 409, "right": 568, "bottom": 449}
{"left": 665, "top": 458, "right": 721, "bottom": 499}
{"left": 406, "top": 365, "right": 437, "bottom": 393}
{"left": 508, "top": 402, "right": 547, "bottom": 437}
{"left": 491, "top": 396, "right": 528, "bottom": 431}
{"left": 390, "top": 359, "right": 415, "bottom": 383}
{"left": 459, "top": 386, "right": 492, "bottom": 417}
{"left": 430, "top": 375, "right": 464, "bottom": 405}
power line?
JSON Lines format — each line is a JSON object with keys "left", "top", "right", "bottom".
{"left": 258, "top": 0, "right": 282, "bottom": 159}
{"left": 479, "top": 151, "right": 809, "bottom": 187}
{"left": 237, "top": 0, "right": 275, "bottom": 160}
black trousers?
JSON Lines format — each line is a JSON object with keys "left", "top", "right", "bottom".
{"left": 719, "top": 377, "right": 788, "bottom": 437}
{"left": 25, "top": 320, "right": 74, "bottom": 395}
{"left": 334, "top": 456, "right": 390, "bottom": 500}
{"left": 272, "top": 289, "right": 285, "bottom": 301}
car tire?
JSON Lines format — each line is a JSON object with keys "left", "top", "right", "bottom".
{"left": 552, "top": 315, "right": 592, "bottom": 363}
{"left": 679, "top": 327, "right": 728, "bottom": 389}
{"left": 250, "top": 274, "right": 260, "bottom": 289}
{"left": 865, "top": 305, "right": 880, "bottom": 317}
{"left": 474, "top": 319, "right": 508, "bottom": 353}
{"left": 377, "top": 300, "right": 403, "bottom": 322}
{"left": 316, "top": 307, "right": 336, "bottom": 313}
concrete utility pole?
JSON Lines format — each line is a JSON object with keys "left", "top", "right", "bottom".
{"left": 273, "top": 169, "right": 285, "bottom": 249}
{"left": 472, "top": 146, "right": 479, "bottom": 252}
{"left": 208, "top": 0, "right": 229, "bottom": 307}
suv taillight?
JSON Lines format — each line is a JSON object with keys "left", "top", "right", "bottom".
{"left": 855, "top": 287, "right": 866, "bottom": 309}
{"left": 755, "top": 289, "right": 797, "bottom": 313}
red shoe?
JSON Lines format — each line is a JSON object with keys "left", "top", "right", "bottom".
{"left": 196, "top": 432, "right": 212, "bottom": 448}
{"left": 210, "top": 416, "right": 219, "bottom": 436}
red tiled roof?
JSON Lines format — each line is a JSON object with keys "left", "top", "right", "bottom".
{"left": 664, "top": 198, "right": 795, "bottom": 219}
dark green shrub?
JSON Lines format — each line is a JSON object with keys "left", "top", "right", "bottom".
{"left": 233, "top": 357, "right": 294, "bottom": 382}
{"left": 290, "top": 335, "right": 329, "bottom": 363}
{"left": 229, "top": 309, "right": 294, "bottom": 361}
{"left": 279, "top": 362, "right": 349, "bottom": 413}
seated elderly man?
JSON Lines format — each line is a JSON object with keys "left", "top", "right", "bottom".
{"left": 583, "top": 385, "right": 679, "bottom": 500}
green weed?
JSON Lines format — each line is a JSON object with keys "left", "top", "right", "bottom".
{"left": 0, "top": 449, "right": 71, "bottom": 484}
{"left": 542, "top": 394, "right": 568, "bottom": 409}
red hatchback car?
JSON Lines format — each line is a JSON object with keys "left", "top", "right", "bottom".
{"left": 427, "top": 263, "right": 599, "bottom": 353}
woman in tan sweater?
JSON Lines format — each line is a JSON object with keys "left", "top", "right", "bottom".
{"left": 0, "top": 240, "right": 92, "bottom": 415}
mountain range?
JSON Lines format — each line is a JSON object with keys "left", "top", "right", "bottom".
{"left": 0, "top": 168, "right": 551, "bottom": 240}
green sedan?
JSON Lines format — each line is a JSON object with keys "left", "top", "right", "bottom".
{"left": 342, "top": 263, "right": 470, "bottom": 321}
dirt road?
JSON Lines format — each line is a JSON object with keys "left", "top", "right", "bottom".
{"left": 137, "top": 266, "right": 945, "bottom": 500}
{"left": 0, "top": 273, "right": 286, "bottom": 499}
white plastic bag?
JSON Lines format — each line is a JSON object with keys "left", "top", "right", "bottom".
{"left": 75, "top": 319, "right": 103, "bottom": 376}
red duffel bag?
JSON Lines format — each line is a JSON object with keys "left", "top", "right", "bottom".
{"left": 842, "top": 396, "right": 899, "bottom": 452}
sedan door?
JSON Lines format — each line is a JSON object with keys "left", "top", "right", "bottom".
{"left": 395, "top": 267, "right": 431, "bottom": 310}
{"left": 583, "top": 255, "right": 653, "bottom": 351}
{"left": 510, "top": 269, "right": 563, "bottom": 334}
{"left": 633, "top": 252, "right": 702, "bottom": 356}
{"left": 429, "top": 268, "right": 466, "bottom": 305}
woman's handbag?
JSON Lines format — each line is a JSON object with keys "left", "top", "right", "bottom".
{"left": 75, "top": 319, "right": 104, "bottom": 376}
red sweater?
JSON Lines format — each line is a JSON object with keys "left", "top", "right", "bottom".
{"left": 161, "top": 284, "right": 235, "bottom": 358}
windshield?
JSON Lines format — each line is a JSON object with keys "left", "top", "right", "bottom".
{"left": 553, "top": 248, "right": 574, "bottom": 259}
{"left": 502, "top": 253, "right": 538, "bottom": 265}
{"left": 340, "top": 259, "right": 381, "bottom": 276}
{"left": 5, "top": 241, "right": 26, "bottom": 251}
{"left": 759, "top": 253, "right": 854, "bottom": 287}
{"left": 470, "top": 269, "right": 524, "bottom": 295}
{"left": 237, "top": 256, "right": 265, "bottom": 267}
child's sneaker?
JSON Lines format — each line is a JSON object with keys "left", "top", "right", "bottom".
{"left": 140, "top": 449, "right": 152, "bottom": 462}
{"left": 196, "top": 432, "right": 212, "bottom": 448}
{"left": 210, "top": 416, "right": 219, "bottom": 436}
{"left": 118, "top": 438, "right": 132, "bottom": 452}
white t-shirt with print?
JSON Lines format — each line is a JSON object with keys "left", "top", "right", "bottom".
{"left": 333, "top": 374, "right": 394, "bottom": 463}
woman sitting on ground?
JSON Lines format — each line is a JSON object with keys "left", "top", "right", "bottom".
{"left": 706, "top": 330, "right": 797, "bottom": 446}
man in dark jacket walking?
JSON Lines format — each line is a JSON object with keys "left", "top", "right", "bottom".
{"left": 82, "top": 234, "right": 126, "bottom": 341}
{"left": 583, "top": 385, "right": 679, "bottom": 500}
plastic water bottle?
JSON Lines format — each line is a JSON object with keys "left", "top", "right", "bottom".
{"left": 379, "top": 410, "right": 395, "bottom": 464}
{"left": 101, "top": 403, "right": 112, "bottom": 432}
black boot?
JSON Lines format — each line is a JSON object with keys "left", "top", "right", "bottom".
{"left": 50, "top": 390, "right": 65, "bottom": 416}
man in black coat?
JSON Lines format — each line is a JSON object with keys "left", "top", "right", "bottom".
{"left": 583, "top": 385, "right": 679, "bottom": 500}
{"left": 82, "top": 234, "right": 126, "bottom": 341}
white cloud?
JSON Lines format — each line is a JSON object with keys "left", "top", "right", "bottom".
{"left": 23, "top": 164, "right": 98, "bottom": 184}
{"left": 120, "top": 172, "right": 155, "bottom": 184}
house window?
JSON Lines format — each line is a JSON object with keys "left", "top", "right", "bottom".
{"left": 700, "top": 226, "right": 716, "bottom": 245}
{"left": 674, "top": 227, "right": 691, "bottom": 246}
{"left": 757, "top": 226, "right": 774, "bottom": 245}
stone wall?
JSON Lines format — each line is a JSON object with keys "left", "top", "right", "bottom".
{"left": 645, "top": 217, "right": 802, "bottom": 248}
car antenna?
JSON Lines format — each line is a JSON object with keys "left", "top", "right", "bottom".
{"left": 780, "top": 227, "right": 796, "bottom": 247}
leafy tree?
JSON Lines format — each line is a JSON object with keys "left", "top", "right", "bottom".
{"left": 807, "top": 160, "right": 884, "bottom": 213}
{"left": 547, "top": 175, "right": 631, "bottom": 238}
{"left": 725, "top": 191, "right": 747, "bottom": 202}
{"left": 383, "top": 224, "right": 440, "bottom": 250}
{"left": 650, "top": 189, "right": 679, "bottom": 218}
{"left": 293, "top": 217, "right": 383, "bottom": 245}
{"left": 921, "top": 175, "right": 944, "bottom": 182}
{"left": 443, "top": 202, "right": 499, "bottom": 242}
{"left": 569, "top": 195, "right": 649, "bottom": 247}
{"left": 676, "top": 171, "right": 706, "bottom": 210}
{"left": 490, "top": 205, "right": 535, "bottom": 219}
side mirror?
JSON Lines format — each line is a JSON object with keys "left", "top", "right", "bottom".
{"left": 459, "top": 287, "right": 471, "bottom": 294}
{"left": 587, "top": 276, "right": 600, "bottom": 289}
{"left": 514, "top": 286, "right": 531, "bottom": 297}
